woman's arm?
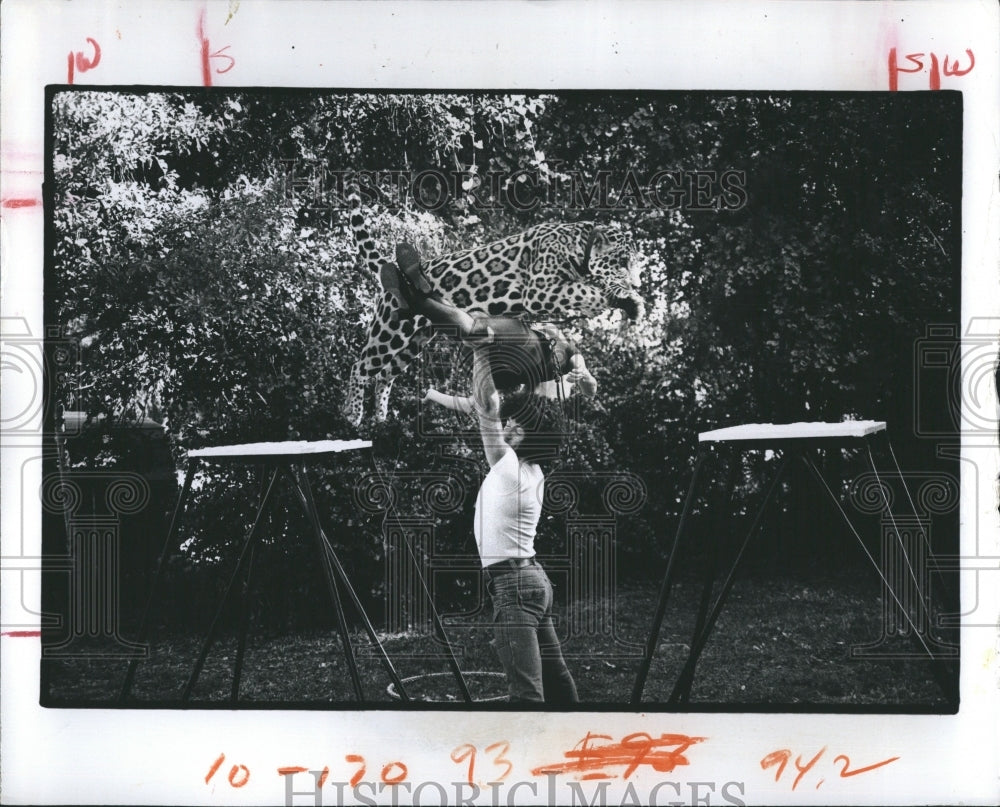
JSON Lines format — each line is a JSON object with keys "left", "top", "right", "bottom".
{"left": 566, "top": 353, "right": 598, "bottom": 396}
{"left": 422, "top": 388, "right": 475, "bottom": 414}
{"left": 472, "top": 345, "right": 510, "bottom": 467}
{"left": 539, "top": 324, "right": 597, "bottom": 397}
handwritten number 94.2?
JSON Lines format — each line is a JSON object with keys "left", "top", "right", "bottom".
{"left": 761, "top": 747, "right": 899, "bottom": 791}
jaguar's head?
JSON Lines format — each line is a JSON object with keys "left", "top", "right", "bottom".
{"left": 575, "top": 226, "right": 645, "bottom": 321}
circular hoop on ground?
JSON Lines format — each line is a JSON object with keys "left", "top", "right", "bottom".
{"left": 386, "top": 671, "right": 507, "bottom": 702}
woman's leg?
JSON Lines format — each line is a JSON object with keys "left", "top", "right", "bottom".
{"left": 488, "top": 570, "right": 548, "bottom": 702}
{"left": 538, "top": 573, "right": 579, "bottom": 704}
{"left": 408, "top": 291, "right": 483, "bottom": 337}
{"left": 380, "top": 259, "right": 490, "bottom": 342}
{"left": 493, "top": 620, "right": 546, "bottom": 702}
{"left": 538, "top": 618, "right": 579, "bottom": 704}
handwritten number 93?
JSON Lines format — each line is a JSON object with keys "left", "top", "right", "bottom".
{"left": 450, "top": 742, "right": 514, "bottom": 786}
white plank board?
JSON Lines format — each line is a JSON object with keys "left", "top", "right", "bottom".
{"left": 187, "top": 439, "right": 372, "bottom": 459}
{"left": 699, "top": 420, "right": 886, "bottom": 442}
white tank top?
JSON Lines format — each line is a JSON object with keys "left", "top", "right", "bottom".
{"left": 473, "top": 449, "right": 544, "bottom": 567}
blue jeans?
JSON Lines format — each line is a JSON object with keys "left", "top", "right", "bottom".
{"left": 487, "top": 564, "right": 579, "bottom": 704}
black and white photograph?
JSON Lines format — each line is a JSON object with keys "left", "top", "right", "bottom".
{"left": 41, "top": 88, "right": 962, "bottom": 711}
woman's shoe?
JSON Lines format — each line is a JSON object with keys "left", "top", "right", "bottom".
{"left": 395, "top": 242, "right": 440, "bottom": 299}
{"left": 379, "top": 261, "right": 411, "bottom": 313}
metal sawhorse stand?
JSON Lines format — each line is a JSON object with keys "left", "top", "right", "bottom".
{"left": 631, "top": 421, "right": 957, "bottom": 707}
{"left": 119, "top": 440, "right": 472, "bottom": 704}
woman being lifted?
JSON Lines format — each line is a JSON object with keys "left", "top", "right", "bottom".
{"left": 381, "top": 243, "right": 598, "bottom": 413}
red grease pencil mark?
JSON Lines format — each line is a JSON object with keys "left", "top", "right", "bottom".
{"left": 380, "top": 762, "right": 407, "bottom": 784}
{"left": 198, "top": 9, "right": 212, "bottom": 86}
{"left": 762, "top": 746, "right": 899, "bottom": 790}
{"left": 929, "top": 53, "right": 942, "bottom": 91}
{"left": 943, "top": 50, "right": 975, "bottom": 76}
{"left": 198, "top": 7, "right": 235, "bottom": 86}
{"left": 531, "top": 732, "right": 706, "bottom": 780}
{"left": 345, "top": 754, "right": 365, "bottom": 787}
{"left": 206, "top": 753, "right": 252, "bottom": 788}
{"left": 1, "top": 630, "right": 42, "bottom": 637}
{"left": 210, "top": 46, "right": 235, "bottom": 75}
{"left": 835, "top": 753, "right": 900, "bottom": 777}
{"left": 888, "top": 49, "right": 918, "bottom": 92}
{"left": 205, "top": 753, "right": 226, "bottom": 784}
{"left": 1, "top": 199, "right": 39, "bottom": 209}
{"left": 67, "top": 38, "right": 101, "bottom": 84}
{"left": 889, "top": 47, "right": 974, "bottom": 91}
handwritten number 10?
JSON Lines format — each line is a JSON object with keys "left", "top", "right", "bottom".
{"left": 205, "top": 753, "right": 250, "bottom": 788}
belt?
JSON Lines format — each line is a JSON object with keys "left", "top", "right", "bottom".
{"left": 483, "top": 557, "right": 538, "bottom": 581}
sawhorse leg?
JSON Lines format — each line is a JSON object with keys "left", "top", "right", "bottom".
{"left": 279, "top": 465, "right": 367, "bottom": 701}
{"left": 371, "top": 449, "right": 473, "bottom": 702}
{"left": 186, "top": 462, "right": 378, "bottom": 704}
{"left": 631, "top": 448, "right": 709, "bottom": 705}
{"left": 181, "top": 467, "right": 282, "bottom": 701}
{"left": 285, "top": 464, "right": 417, "bottom": 702}
{"left": 669, "top": 450, "right": 745, "bottom": 705}
{"left": 668, "top": 451, "right": 794, "bottom": 705}
{"left": 394, "top": 527, "right": 474, "bottom": 703}
{"left": 119, "top": 458, "right": 198, "bottom": 702}
{"left": 633, "top": 431, "right": 958, "bottom": 709}
{"left": 870, "top": 434, "right": 959, "bottom": 650}
{"left": 231, "top": 465, "right": 268, "bottom": 703}
{"left": 230, "top": 542, "right": 257, "bottom": 703}
{"left": 292, "top": 466, "right": 473, "bottom": 702}
{"left": 799, "top": 447, "right": 958, "bottom": 707}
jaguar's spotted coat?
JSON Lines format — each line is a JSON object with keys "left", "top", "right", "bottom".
{"left": 344, "top": 194, "right": 644, "bottom": 425}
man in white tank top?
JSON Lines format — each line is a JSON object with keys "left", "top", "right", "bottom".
{"left": 470, "top": 342, "right": 578, "bottom": 704}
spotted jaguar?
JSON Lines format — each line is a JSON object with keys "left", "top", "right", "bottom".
{"left": 344, "top": 193, "right": 644, "bottom": 425}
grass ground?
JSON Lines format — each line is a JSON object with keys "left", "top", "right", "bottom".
{"left": 43, "top": 567, "right": 955, "bottom": 710}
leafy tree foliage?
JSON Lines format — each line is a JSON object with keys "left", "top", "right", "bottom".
{"left": 49, "top": 90, "right": 960, "bottom": 627}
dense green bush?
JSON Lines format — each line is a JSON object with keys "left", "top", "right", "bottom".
{"left": 48, "top": 91, "right": 960, "bottom": 631}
